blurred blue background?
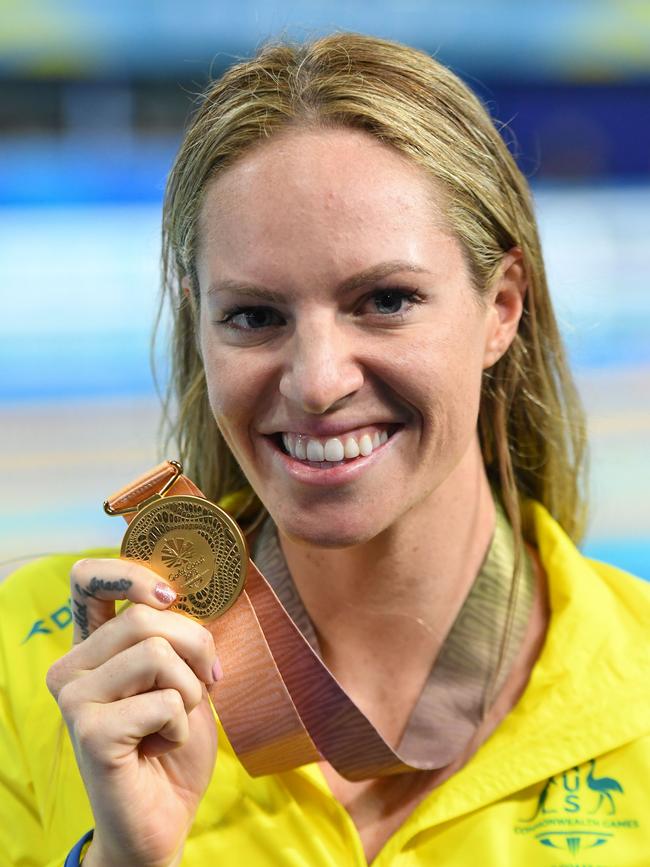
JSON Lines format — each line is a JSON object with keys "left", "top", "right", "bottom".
{"left": 1, "top": 1, "right": 648, "bottom": 577}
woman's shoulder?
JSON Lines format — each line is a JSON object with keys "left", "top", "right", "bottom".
{"left": 524, "top": 499, "right": 650, "bottom": 610}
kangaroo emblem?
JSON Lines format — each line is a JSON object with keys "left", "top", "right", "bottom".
{"left": 523, "top": 775, "right": 558, "bottom": 821}
{"left": 517, "top": 759, "right": 631, "bottom": 855}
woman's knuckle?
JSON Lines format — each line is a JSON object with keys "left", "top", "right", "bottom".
{"left": 123, "top": 602, "right": 152, "bottom": 631}
{"left": 115, "top": 558, "right": 135, "bottom": 582}
{"left": 181, "top": 619, "right": 212, "bottom": 658}
{"left": 45, "top": 660, "right": 65, "bottom": 698}
{"left": 187, "top": 679, "right": 203, "bottom": 710}
{"left": 162, "top": 688, "right": 184, "bottom": 715}
{"left": 73, "top": 709, "right": 100, "bottom": 750}
{"left": 198, "top": 627, "right": 214, "bottom": 655}
{"left": 56, "top": 681, "right": 79, "bottom": 717}
{"left": 144, "top": 634, "right": 172, "bottom": 661}
{"left": 70, "top": 558, "right": 92, "bottom": 581}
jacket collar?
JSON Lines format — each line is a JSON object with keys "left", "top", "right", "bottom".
{"left": 395, "top": 500, "right": 650, "bottom": 830}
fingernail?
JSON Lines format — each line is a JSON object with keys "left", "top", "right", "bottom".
{"left": 212, "top": 657, "right": 224, "bottom": 682}
{"left": 153, "top": 582, "right": 177, "bottom": 605}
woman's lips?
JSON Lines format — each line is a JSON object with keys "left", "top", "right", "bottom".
{"left": 262, "top": 423, "right": 403, "bottom": 485}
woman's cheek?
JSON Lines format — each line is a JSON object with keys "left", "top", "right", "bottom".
{"left": 205, "top": 384, "right": 250, "bottom": 468}
{"left": 203, "top": 348, "right": 271, "bottom": 443}
{"left": 206, "top": 379, "right": 249, "bottom": 437}
{"left": 202, "top": 342, "right": 246, "bottom": 411}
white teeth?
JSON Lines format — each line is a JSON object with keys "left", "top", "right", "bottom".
{"left": 323, "top": 437, "right": 344, "bottom": 462}
{"left": 295, "top": 436, "right": 307, "bottom": 460}
{"left": 358, "top": 434, "right": 373, "bottom": 456}
{"left": 306, "top": 439, "right": 325, "bottom": 462}
{"left": 344, "top": 436, "right": 360, "bottom": 459}
{"left": 280, "top": 428, "right": 391, "bottom": 463}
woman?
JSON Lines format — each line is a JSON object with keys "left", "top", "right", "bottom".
{"left": 2, "top": 33, "right": 649, "bottom": 866}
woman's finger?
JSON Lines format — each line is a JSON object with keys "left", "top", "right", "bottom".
{"left": 70, "top": 557, "right": 177, "bottom": 644}
{"left": 50, "top": 603, "right": 218, "bottom": 694}
{"left": 68, "top": 635, "right": 205, "bottom": 713}
{"left": 74, "top": 689, "right": 191, "bottom": 765}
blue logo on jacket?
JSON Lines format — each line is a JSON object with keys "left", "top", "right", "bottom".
{"left": 22, "top": 599, "right": 72, "bottom": 643}
{"left": 515, "top": 759, "right": 638, "bottom": 855}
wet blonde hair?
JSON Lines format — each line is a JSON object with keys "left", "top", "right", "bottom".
{"left": 159, "top": 32, "right": 587, "bottom": 545}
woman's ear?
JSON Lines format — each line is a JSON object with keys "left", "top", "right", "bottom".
{"left": 181, "top": 274, "right": 200, "bottom": 324}
{"left": 482, "top": 248, "right": 527, "bottom": 369}
{"left": 180, "top": 274, "right": 203, "bottom": 357}
{"left": 181, "top": 274, "right": 194, "bottom": 303}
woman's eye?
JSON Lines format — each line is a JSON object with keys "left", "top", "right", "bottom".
{"left": 220, "top": 307, "right": 283, "bottom": 330}
{"left": 367, "top": 290, "right": 416, "bottom": 316}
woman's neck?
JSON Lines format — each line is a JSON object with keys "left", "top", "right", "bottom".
{"left": 277, "top": 441, "right": 496, "bottom": 737}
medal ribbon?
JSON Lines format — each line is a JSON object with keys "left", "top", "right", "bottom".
{"left": 105, "top": 460, "right": 534, "bottom": 781}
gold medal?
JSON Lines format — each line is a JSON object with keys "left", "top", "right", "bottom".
{"left": 121, "top": 494, "right": 248, "bottom": 622}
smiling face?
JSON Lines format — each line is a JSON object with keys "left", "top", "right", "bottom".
{"left": 194, "top": 128, "right": 514, "bottom": 547}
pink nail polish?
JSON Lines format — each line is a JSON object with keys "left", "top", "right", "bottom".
{"left": 212, "top": 658, "right": 224, "bottom": 682}
{"left": 154, "top": 582, "right": 177, "bottom": 605}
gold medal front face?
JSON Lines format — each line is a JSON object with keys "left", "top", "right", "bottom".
{"left": 121, "top": 495, "right": 248, "bottom": 622}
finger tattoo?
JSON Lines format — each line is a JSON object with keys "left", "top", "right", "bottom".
{"left": 72, "top": 596, "right": 90, "bottom": 640}
{"left": 77, "top": 576, "right": 133, "bottom": 599}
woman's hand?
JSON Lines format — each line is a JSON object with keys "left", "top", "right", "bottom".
{"left": 46, "top": 558, "right": 221, "bottom": 867}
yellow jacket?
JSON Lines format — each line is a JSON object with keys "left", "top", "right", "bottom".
{"left": 1, "top": 501, "right": 649, "bottom": 866}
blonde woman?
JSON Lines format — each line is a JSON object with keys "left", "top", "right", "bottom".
{"left": 2, "top": 33, "right": 649, "bottom": 866}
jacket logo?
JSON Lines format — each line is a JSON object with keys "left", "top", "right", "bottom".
{"left": 515, "top": 759, "right": 638, "bottom": 856}
{"left": 22, "top": 599, "right": 72, "bottom": 642}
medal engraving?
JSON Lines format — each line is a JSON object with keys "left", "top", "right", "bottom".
{"left": 121, "top": 495, "right": 248, "bottom": 622}
{"left": 152, "top": 530, "right": 214, "bottom": 595}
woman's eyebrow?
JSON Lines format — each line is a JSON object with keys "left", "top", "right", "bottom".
{"left": 206, "top": 260, "right": 429, "bottom": 301}
{"left": 206, "top": 280, "right": 286, "bottom": 303}
{"left": 337, "top": 261, "right": 429, "bottom": 294}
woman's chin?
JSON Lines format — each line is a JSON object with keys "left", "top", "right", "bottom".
{"left": 275, "top": 512, "right": 382, "bottom": 550}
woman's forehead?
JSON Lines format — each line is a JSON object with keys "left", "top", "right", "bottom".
{"left": 198, "top": 127, "right": 449, "bottom": 242}
{"left": 194, "top": 139, "right": 462, "bottom": 296}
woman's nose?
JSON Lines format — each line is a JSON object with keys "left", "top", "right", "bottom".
{"left": 278, "top": 322, "right": 364, "bottom": 414}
